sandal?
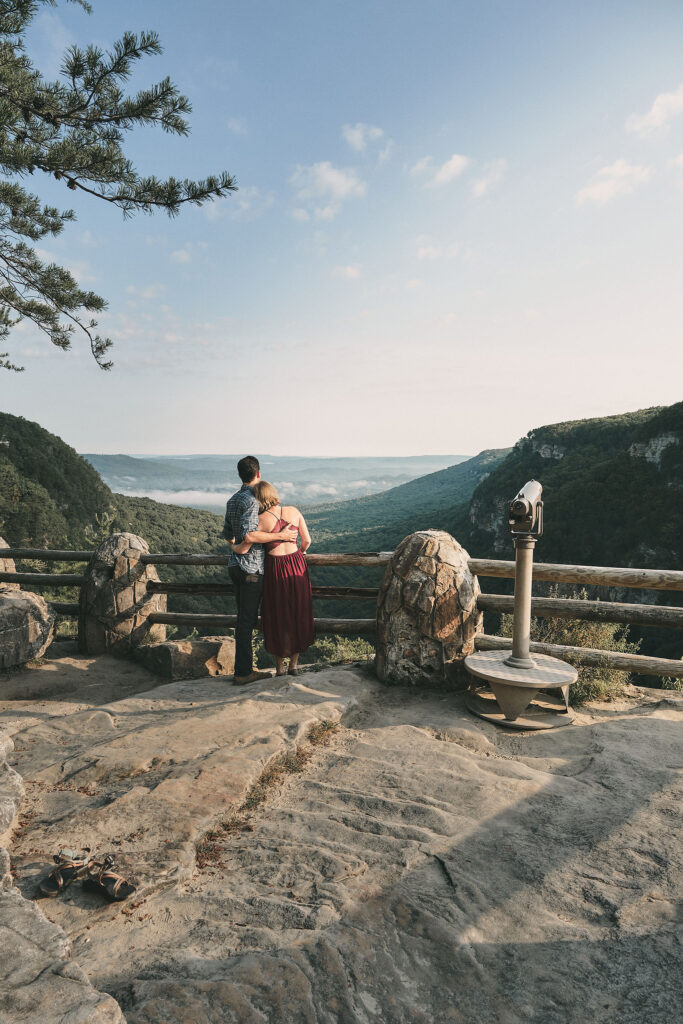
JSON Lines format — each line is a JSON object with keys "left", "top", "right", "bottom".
{"left": 38, "top": 848, "right": 92, "bottom": 897}
{"left": 85, "top": 855, "right": 136, "bottom": 902}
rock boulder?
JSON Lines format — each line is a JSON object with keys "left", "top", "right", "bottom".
{"left": 0, "top": 590, "right": 55, "bottom": 669}
{"left": 375, "top": 529, "right": 482, "bottom": 686}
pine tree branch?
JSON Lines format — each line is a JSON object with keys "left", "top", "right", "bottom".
{"left": 0, "top": 0, "right": 239, "bottom": 368}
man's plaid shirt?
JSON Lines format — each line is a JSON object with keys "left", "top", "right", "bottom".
{"left": 223, "top": 484, "right": 265, "bottom": 574}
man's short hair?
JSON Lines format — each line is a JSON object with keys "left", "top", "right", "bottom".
{"left": 237, "top": 455, "right": 260, "bottom": 483}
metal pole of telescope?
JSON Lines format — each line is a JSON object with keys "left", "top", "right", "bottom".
{"left": 504, "top": 535, "right": 537, "bottom": 670}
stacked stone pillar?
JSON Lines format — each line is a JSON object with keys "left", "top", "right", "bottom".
{"left": 375, "top": 530, "right": 482, "bottom": 687}
{"left": 79, "top": 533, "right": 166, "bottom": 656}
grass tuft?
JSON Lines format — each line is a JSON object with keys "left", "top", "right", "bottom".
{"left": 241, "top": 746, "right": 313, "bottom": 811}
{"left": 307, "top": 718, "right": 341, "bottom": 746}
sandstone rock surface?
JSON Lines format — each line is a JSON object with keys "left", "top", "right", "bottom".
{"left": 376, "top": 529, "right": 482, "bottom": 686}
{"left": 0, "top": 683, "right": 123, "bottom": 1022}
{"left": 79, "top": 533, "right": 166, "bottom": 655}
{"left": 1, "top": 652, "right": 681, "bottom": 1024}
{"left": 0, "top": 590, "right": 55, "bottom": 669}
{"left": 0, "top": 889, "right": 124, "bottom": 1023}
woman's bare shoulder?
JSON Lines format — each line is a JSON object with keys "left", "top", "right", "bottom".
{"left": 282, "top": 505, "right": 300, "bottom": 520}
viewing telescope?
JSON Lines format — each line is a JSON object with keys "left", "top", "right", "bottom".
{"left": 508, "top": 479, "right": 543, "bottom": 538}
{"left": 464, "top": 476, "right": 578, "bottom": 729}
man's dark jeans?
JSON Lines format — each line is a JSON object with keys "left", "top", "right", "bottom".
{"left": 229, "top": 565, "right": 264, "bottom": 677}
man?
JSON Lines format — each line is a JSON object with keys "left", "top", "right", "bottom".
{"left": 223, "top": 455, "right": 297, "bottom": 683}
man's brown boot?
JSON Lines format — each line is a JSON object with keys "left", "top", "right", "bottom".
{"left": 233, "top": 670, "right": 272, "bottom": 685}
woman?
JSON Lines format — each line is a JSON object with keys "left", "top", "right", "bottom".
{"left": 230, "top": 481, "right": 315, "bottom": 676}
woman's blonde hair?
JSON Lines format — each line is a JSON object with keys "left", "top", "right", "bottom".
{"left": 253, "top": 480, "right": 280, "bottom": 513}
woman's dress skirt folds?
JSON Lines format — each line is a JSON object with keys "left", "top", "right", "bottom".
{"left": 262, "top": 550, "right": 316, "bottom": 657}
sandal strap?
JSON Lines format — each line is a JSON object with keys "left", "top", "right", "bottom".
{"left": 101, "top": 870, "right": 127, "bottom": 892}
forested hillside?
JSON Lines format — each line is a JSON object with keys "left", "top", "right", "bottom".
{"left": 305, "top": 448, "right": 510, "bottom": 615}
{"left": 449, "top": 403, "right": 683, "bottom": 660}
{"left": 305, "top": 448, "right": 509, "bottom": 548}
{"left": 0, "top": 413, "right": 229, "bottom": 617}
{"left": 0, "top": 412, "right": 114, "bottom": 547}
{"left": 453, "top": 403, "right": 682, "bottom": 568}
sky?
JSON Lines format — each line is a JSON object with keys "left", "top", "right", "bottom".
{"left": 2, "top": 0, "right": 683, "bottom": 456}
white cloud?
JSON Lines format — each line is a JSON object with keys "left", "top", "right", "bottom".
{"left": 205, "top": 185, "right": 275, "bottom": 221}
{"left": 33, "top": 11, "right": 74, "bottom": 76}
{"left": 415, "top": 235, "right": 458, "bottom": 261}
{"left": 170, "top": 249, "right": 191, "bottom": 264}
{"left": 127, "top": 283, "right": 166, "bottom": 301}
{"left": 227, "top": 116, "right": 247, "bottom": 135}
{"left": 411, "top": 153, "right": 470, "bottom": 187}
{"left": 378, "top": 140, "right": 394, "bottom": 163}
{"left": 673, "top": 154, "right": 683, "bottom": 188}
{"left": 289, "top": 161, "right": 366, "bottom": 220}
{"left": 417, "top": 244, "right": 440, "bottom": 262}
{"left": 430, "top": 153, "right": 470, "bottom": 186}
{"left": 290, "top": 207, "right": 310, "bottom": 222}
{"left": 342, "top": 122, "right": 383, "bottom": 151}
{"left": 118, "top": 489, "right": 229, "bottom": 509}
{"left": 575, "top": 159, "right": 652, "bottom": 206}
{"left": 341, "top": 123, "right": 394, "bottom": 162}
{"left": 410, "top": 156, "right": 433, "bottom": 176}
{"left": 627, "top": 83, "right": 683, "bottom": 135}
{"left": 472, "top": 158, "right": 507, "bottom": 198}
{"left": 332, "top": 264, "right": 361, "bottom": 279}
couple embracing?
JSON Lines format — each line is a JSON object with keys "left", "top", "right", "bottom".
{"left": 224, "top": 456, "right": 315, "bottom": 683}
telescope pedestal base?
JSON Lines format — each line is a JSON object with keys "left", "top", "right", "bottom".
{"left": 464, "top": 649, "right": 578, "bottom": 731}
{"left": 465, "top": 686, "right": 575, "bottom": 730}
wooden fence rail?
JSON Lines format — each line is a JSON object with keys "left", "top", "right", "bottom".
{"left": 145, "top": 581, "right": 379, "bottom": 600}
{"left": 476, "top": 634, "right": 683, "bottom": 679}
{"left": 138, "top": 551, "right": 393, "bottom": 568}
{"left": 3, "top": 548, "right": 681, "bottom": 589}
{"left": 477, "top": 593, "right": 683, "bottom": 630}
{"left": 0, "top": 572, "right": 85, "bottom": 587}
{"left": 0, "top": 548, "right": 94, "bottom": 561}
{"left": 468, "top": 559, "right": 683, "bottom": 592}
{"left": 48, "top": 602, "right": 80, "bottom": 617}
{"left": 147, "top": 611, "right": 377, "bottom": 635}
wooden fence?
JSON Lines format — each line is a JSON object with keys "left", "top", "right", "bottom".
{"left": 1, "top": 545, "right": 682, "bottom": 679}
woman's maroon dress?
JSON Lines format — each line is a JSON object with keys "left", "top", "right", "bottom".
{"left": 261, "top": 515, "right": 315, "bottom": 657}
